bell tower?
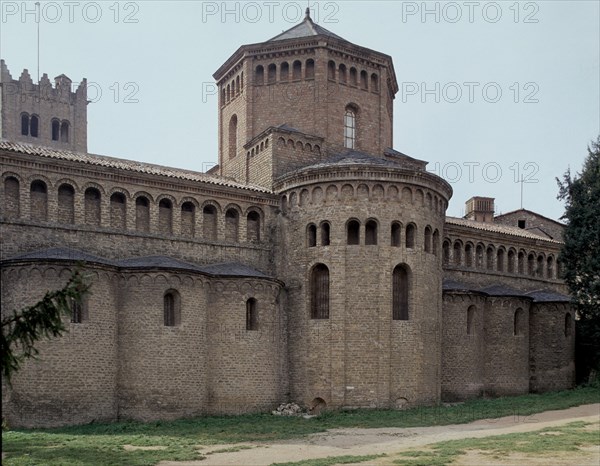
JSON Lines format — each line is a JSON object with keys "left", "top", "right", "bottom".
{"left": 213, "top": 9, "right": 398, "bottom": 188}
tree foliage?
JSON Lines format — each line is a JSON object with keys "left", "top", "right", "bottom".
{"left": 1, "top": 270, "right": 90, "bottom": 381}
{"left": 557, "top": 135, "right": 600, "bottom": 378}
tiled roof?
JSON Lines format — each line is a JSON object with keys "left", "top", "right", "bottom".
{"left": 268, "top": 12, "right": 345, "bottom": 42}
{"left": 442, "top": 279, "right": 570, "bottom": 303}
{"left": 445, "top": 217, "right": 562, "bottom": 243}
{"left": 296, "top": 149, "right": 419, "bottom": 172}
{"left": 0, "top": 140, "right": 271, "bottom": 193}
{"left": 2, "top": 248, "right": 273, "bottom": 279}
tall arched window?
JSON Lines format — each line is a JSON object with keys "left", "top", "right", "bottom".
{"left": 564, "top": 313, "right": 573, "bottom": 337}
{"left": 110, "top": 192, "right": 126, "bottom": 230}
{"left": 60, "top": 121, "right": 69, "bottom": 142}
{"left": 514, "top": 308, "right": 525, "bottom": 336}
{"left": 432, "top": 229, "right": 440, "bottom": 256}
{"left": 338, "top": 64, "right": 347, "bottom": 84}
{"left": 268, "top": 63, "right": 277, "bottom": 83}
{"left": 476, "top": 244, "right": 484, "bottom": 268}
{"left": 344, "top": 105, "right": 357, "bottom": 149}
{"left": 391, "top": 222, "right": 401, "bottom": 247}
{"left": 527, "top": 253, "right": 535, "bottom": 276}
{"left": 424, "top": 226, "right": 432, "bottom": 253}
{"left": 307, "top": 223, "right": 317, "bottom": 247}
{"left": 328, "top": 60, "right": 336, "bottom": 80}
{"left": 225, "top": 208, "right": 239, "bottom": 242}
{"left": 84, "top": 187, "right": 101, "bottom": 226}
{"left": 305, "top": 59, "right": 315, "bottom": 79}
{"left": 58, "top": 184, "right": 75, "bottom": 224}
{"left": 321, "top": 222, "right": 331, "bottom": 246}
{"left": 360, "top": 70, "right": 368, "bottom": 90}
{"left": 51, "top": 119, "right": 60, "bottom": 141}
{"left": 497, "top": 248, "right": 505, "bottom": 272}
{"left": 30, "top": 114, "right": 39, "bottom": 137}
{"left": 467, "top": 305, "right": 476, "bottom": 335}
{"left": 405, "top": 224, "right": 416, "bottom": 249}
{"left": 135, "top": 196, "right": 150, "bottom": 232}
{"left": 392, "top": 264, "right": 409, "bottom": 320}
{"left": 181, "top": 202, "right": 196, "bottom": 237}
{"left": 443, "top": 240, "right": 450, "bottom": 264}
{"left": 365, "top": 220, "right": 378, "bottom": 245}
{"left": 547, "top": 256, "right": 555, "bottom": 279}
{"left": 4, "top": 176, "right": 20, "bottom": 218}
{"left": 518, "top": 251, "right": 525, "bottom": 274}
{"left": 158, "top": 198, "right": 173, "bottom": 235}
{"left": 247, "top": 210, "right": 261, "bottom": 242}
{"left": 537, "top": 255, "right": 544, "bottom": 278}
{"left": 370, "top": 73, "right": 379, "bottom": 92}
{"left": 203, "top": 205, "right": 217, "bottom": 240}
{"left": 465, "top": 243, "right": 473, "bottom": 267}
{"left": 255, "top": 65, "right": 264, "bottom": 85}
{"left": 347, "top": 219, "right": 360, "bottom": 245}
{"left": 280, "top": 62, "right": 289, "bottom": 81}
{"left": 454, "top": 241, "right": 462, "bottom": 266}
{"left": 21, "top": 113, "right": 29, "bottom": 135}
{"left": 246, "top": 298, "right": 258, "bottom": 330}
{"left": 486, "top": 246, "right": 494, "bottom": 270}
{"left": 164, "top": 290, "right": 181, "bottom": 327}
{"left": 292, "top": 60, "right": 302, "bottom": 80}
{"left": 228, "top": 114, "right": 238, "bottom": 159}
{"left": 310, "top": 264, "right": 330, "bottom": 319}
{"left": 30, "top": 180, "right": 48, "bottom": 222}
{"left": 349, "top": 67, "right": 358, "bottom": 86}
{"left": 508, "top": 249, "right": 516, "bottom": 273}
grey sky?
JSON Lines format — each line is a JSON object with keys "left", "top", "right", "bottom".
{"left": 1, "top": 0, "right": 598, "bottom": 220}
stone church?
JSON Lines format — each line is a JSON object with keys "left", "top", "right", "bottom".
{"left": 1, "top": 11, "right": 575, "bottom": 428}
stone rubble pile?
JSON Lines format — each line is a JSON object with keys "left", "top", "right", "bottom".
{"left": 272, "top": 402, "right": 304, "bottom": 416}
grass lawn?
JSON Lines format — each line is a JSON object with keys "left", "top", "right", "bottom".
{"left": 2, "top": 386, "right": 599, "bottom": 466}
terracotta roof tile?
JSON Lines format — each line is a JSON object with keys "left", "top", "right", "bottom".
{"left": 445, "top": 217, "right": 562, "bottom": 244}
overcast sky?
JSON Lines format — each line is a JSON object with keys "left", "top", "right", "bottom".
{"left": 1, "top": 1, "right": 598, "bottom": 220}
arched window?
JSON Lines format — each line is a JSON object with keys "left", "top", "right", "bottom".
{"left": 221, "top": 88, "right": 226, "bottom": 105}
{"left": 280, "top": 62, "right": 289, "bottom": 81}
{"left": 443, "top": 240, "right": 450, "bottom": 264}
{"left": 135, "top": 196, "right": 150, "bottom": 232}
{"left": 370, "top": 73, "right": 379, "bottom": 93}
{"left": 203, "top": 205, "right": 217, "bottom": 240}
{"left": 486, "top": 246, "right": 494, "bottom": 270}
{"left": 547, "top": 256, "right": 555, "bottom": 279}
{"left": 514, "top": 308, "right": 525, "bottom": 336}
{"left": 4, "top": 176, "right": 20, "bottom": 218}
{"left": 360, "top": 70, "right": 368, "bottom": 90}
{"left": 58, "top": 184, "right": 75, "bottom": 224}
{"left": 110, "top": 192, "right": 126, "bottom": 230}
{"left": 84, "top": 187, "right": 101, "bottom": 226}
{"left": 465, "top": 243, "right": 473, "bottom": 267}
{"left": 70, "top": 298, "right": 85, "bottom": 323}
{"left": 305, "top": 59, "right": 315, "bottom": 79}
{"left": 392, "top": 264, "right": 409, "bottom": 320}
{"left": 255, "top": 65, "right": 264, "bottom": 85}
{"left": 231, "top": 80, "right": 236, "bottom": 97}
{"left": 347, "top": 219, "right": 360, "bottom": 245}
{"left": 328, "top": 60, "right": 336, "bottom": 80}
{"left": 537, "top": 255, "right": 544, "bottom": 278}
{"left": 247, "top": 210, "right": 261, "bottom": 242}
{"left": 310, "top": 264, "right": 329, "bottom": 319}
{"left": 30, "top": 180, "right": 47, "bottom": 221}
{"left": 307, "top": 223, "right": 317, "bottom": 247}
{"left": 564, "top": 313, "right": 573, "bottom": 337}
{"left": 292, "top": 60, "right": 302, "bottom": 80}
{"left": 349, "top": 67, "right": 358, "bottom": 86}
{"left": 225, "top": 208, "right": 239, "bottom": 242}
{"left": 528, "top": 253, "right": 535, "bottom": 276}
{"left": 518, "top": 251, "right": 525, "bottom": 274}
{"left": 267, "top": 63, "right": 277, "bottom": 83}
{"left": 454, "top": 241, "right": 462, "bottom": 266}
{"left": 365, "top": 220, "right": 378, "bottom": 245}
{"left": 467, "top": 305, "right": 476, "bottom": 335}
{"left": 391, "top": 222, "right": 401, "bottom": 247}
{"left": 158, "top": 198, "right": 173, "bottom": 235}
{"left": 424, "top": 226, "right": 432, "bottom": 253}
{"left": 321, "top": 222, "right": 331, "bottom": 246}
{"left": 497, "top": 248, "right": 505, "bottom": 272}
{"left": 181, "top": 202, "right": 196, "bottom": 237}
{"left": 60, "top": 120, "right": 69, "bottom": 142}
{"left": 21, "top": 113, "right": 29, "bottom": 135}
{"left": 432, "top": 229, "right": 440, "bottom": 256}
{"left": 226, "top": 84, "right": 230, "bottom": 102}
{"left": 30, "top": 114, "right": 39, "bottom": 137}
{"left": 508, "top": 249, "right": 516, "bottom": 273}
{"left": 405, "top": 224, "right": 416, "bottom": 249}
{"left": 236, "top": 75, "right": 240, "bottom": 95}
{"left": 51, "top": 119, "right": 60, "bottom": 141}
{"left": 229, "top": 114, "right": 238, "bottom": 159}
{"left": 476, "top": 244, "right": 484, "bottom": 268}
{"left": 164, "top": 290, "right": 181, "bottom": 327}
{"left": 246, "top": 298, "right": 258, "bottom": 330}
{"left": 338, "top": 64, "right": 347, "bottom": 84}
{"left": 344, "top": 105, "right": 357, "bottom": 149}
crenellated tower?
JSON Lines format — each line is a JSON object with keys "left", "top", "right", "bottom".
{"left": 0, "top": 59, "right": 88, "bottom": 153}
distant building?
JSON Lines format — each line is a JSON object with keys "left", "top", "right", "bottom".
{"left": 1, "top": 11, "right": 574, "bottom": 428}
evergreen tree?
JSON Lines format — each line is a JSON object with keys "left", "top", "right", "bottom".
{"left": 557, "top": 136, "right": 600, "bottom": 381}
{"left": 1, "top": 270, "right": 89, "bottom": 381}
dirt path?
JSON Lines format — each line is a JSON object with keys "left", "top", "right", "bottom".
{"left": 158, "top": 403, "right": 600, "bottom": 466}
